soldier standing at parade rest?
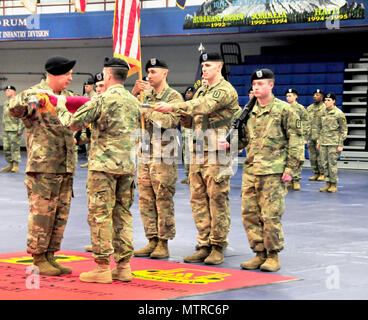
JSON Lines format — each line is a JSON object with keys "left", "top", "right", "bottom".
{"left": 9, "top": 56, "right": 76, "bottom": 276}
{"left": 132, "top": 58, "right": 183, "bottom": 259}
{"left": 1, "top": 85, "right": 24, "bottom": 173}
{"left": 285, "top": 88, "right": 310, "bottom": 191}
{"left": 155, "top": 52, "right": 241, "bottom": 265}
{"left": 307, "top": 89, "right": 326, "bottom": 181}
{"left": 83, "top": 78, "right": 97, "bottom": 98}
{"left": 223, "top": 69, "right": 304, "bottom": 272}
{"left": 57, "top": 57, "right": 141, "bottom": 283}
{"left": 317, "top": 93, "right": 347, "bottom": 193}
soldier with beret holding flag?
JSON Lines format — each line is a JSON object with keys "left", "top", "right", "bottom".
{"left": 237, "top": 69, "right": 304, "bottom": 272}
{"left": 155, "top": 52, "right": 241, "bottom": 265}
{"left": 9, "top": 55, "right": 77, "bottom": 276}
{"left": 56, "top": 57, "right": 142, "bottom": 283}
{"left": 132, "top": 58, "right": 183, "bottom": 260}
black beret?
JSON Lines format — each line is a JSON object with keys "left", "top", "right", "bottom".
{"left": 250, "top": 69, "right": 275, "bottom": 83}
{"left": 94, "top": 72, "right": 104, "bottom": 83}
{"left": 104, "top": 56, "right": 130, "bottom": 69}
{"left": 200, "top": 52, "right": 222, "bottom": 63}
{"left": 325, "top": 92, "right": 336, "bottom": 100}
{"left": 45, "top": 55, "right": 76, "bottom": 75}
{"left": 286, "top": 88, "right": 298, "bottom": 95}
{"left": 6, "top": 85, "right": 16, "bottom": 91}
{"left": 313, "top": 89, "right": 324, "bottom": 96}
{"left": 84, "top": 78, "right": 95, "bottom": 85}
{"left": 145, "top": 58, "right": 168, "bottom": 72}
{"left": 185, "top": 86, "right": 194, "bottom": 94}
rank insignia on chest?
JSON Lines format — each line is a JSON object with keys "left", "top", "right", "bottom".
{"left": 296, "top": 119, "right": 301, "bottom": 129}
{"left": 213, "top": 90, "right": 221, "bottom": 98}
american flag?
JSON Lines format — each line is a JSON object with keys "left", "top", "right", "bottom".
{"left": 113, "top": 0, "right": 141, "bottom": 77}
{"left": 21, "top": 0, "right": 37, "bottom": 13}
{"left": 74, "top": 0, "right": 87, "bottom": 13}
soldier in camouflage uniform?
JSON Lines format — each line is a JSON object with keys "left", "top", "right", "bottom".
{"left": 317, "top": 93, "right": 347, "bottom": 193}
{"left": 9, "top": 56, "right": 77, "bottom": 276}
{"left": 1, "top": 85, "right": 24, "bottom": 173}
{"left": 155, "top": 52, "right": 241, "bottom": 265}
{"left": 132, "top": 58, "right": 183, "bottom": 259}
{"left": 285, "top": 88, "right": 309, "bottom": 191}
{"left": 57, "top": 57, "right": 142, "bottom": 283}
{"left": 307, "top": 89, "right": 325, "bottom": 181}
{"left": 237, "top": 69, "right": 304, "bottom": 272}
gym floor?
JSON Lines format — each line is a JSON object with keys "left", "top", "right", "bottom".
{"left": 1, "top": 152, "right": 368, "bottom": 300}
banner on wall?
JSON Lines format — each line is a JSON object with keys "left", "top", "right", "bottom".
{"left": 183, "top": 0, "right": 366, "bottom": 30}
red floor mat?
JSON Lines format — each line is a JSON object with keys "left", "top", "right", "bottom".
{"left": 0, "top": 250, "right": 298, "bottom": 300}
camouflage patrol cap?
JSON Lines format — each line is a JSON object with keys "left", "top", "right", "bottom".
{"left": 6, "top": 85, "right": 16, "bottom": 91}
{"left": 45, "top": 55, "right": 76, "bottom": 75}
{"left": 94, "top": 72, "right": 104, "bottom": 83}
{"left": 250, "top": 68, "right": 275, "bottom": 83}
{"left": 145, "top": 58, "right": 168, "bottom": 72}
{"left": 104, "top": 57, "right": 130, "bottom": 69}
{"left": 200, "top": 52, "right": 223, "bottom": 63}
{"left": 286, "top": 88, "right": 298, "bottom": 95}
{"left": 325, "top": 92, "right": 336, "bottom": 100}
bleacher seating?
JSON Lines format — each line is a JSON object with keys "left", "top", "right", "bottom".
{"left": 229, "top": 61, "right": 345, "bottom": 109}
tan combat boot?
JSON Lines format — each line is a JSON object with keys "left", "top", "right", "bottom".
{"left": 1, "top": 162, "right": 13, "bottom": 172}
{"left": 184, "top": 246, "right": 211, "bottom": 263}
{"left": 180, "top": 178, "right": 189, "bottom": 184}
{"left": 84, "top": 244, "right": 93, "bottom": 252}
{"left": 112, "top": 260, "right": 132, "bottom": 282}
{"left": 134, "top": 237, "right": 158, "bottom": 257}
{"left": 260, "top": 251, "right": 280, "bottom": 272}
{"left": 293, "top": 181, "right": 301, "bottom": 191}
{"left": 46, "top": 251, "right": 72, "bottom": 274}
{"left": 317, "top": 175, "right": 325, "bottom": 181}
{"left": 285, "top": 182, "right": 293, "bottom": 189}
{"left": 79, "top": 260, "right": 112, "bottom": 283}
{"left": 11, "top": 162, "right": 19, "bottom": 173}
{"left": 320, "top": 182, "right": 331, "bottom": 192}
{"left": 240, "top": 250, "right": 267, "bottom": 270}
{"left": 204, "top": 245, "right": 224, "bottom": 265}
{"left": 33, "top": 253, "right": 61, "bottom": 276}
{"left": 308, "top": 174, "right": 319, "bottom": 181}
{"left": 150, "top": 239, "right": 169, "bottom": 259}
{"left": 80, "top": 163, "right": 88, "bottom": 168}
{"left": 328, "top": 183, "right": 338, "bottom": 193}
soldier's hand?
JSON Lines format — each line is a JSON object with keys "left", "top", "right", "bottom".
{"left": 132, "top": 80, "right": 150, "bottom": 96}
{"left": 337, "top": 145, "right": 343, "bottom": 152}
{"left": 316, "top": 143, "right": 320, "bottom": 150}
{"left": 218, "top": 137, "right": 230, "bottom": 150}
{"left": 155, "top": 102, "right": 173, "bottom": 113}
{"left": 281, "top": 173, "right": 292, "bottom": 183}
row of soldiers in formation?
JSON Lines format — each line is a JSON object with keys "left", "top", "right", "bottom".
{"left": 3, "top": 53, "right": 346, "bottom": 285}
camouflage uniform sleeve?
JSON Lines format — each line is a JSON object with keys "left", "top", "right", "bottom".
{"left": 301, "top": 106, "right": 310, "bottom": 139}
{"left": 144, "top": 109, "right": 180, "bottom": 129}
{"left": 316, "top": 110, "right": 323, "bottom": 145}
{"left": 283, "top": 107, "right": 304, "bottom": 176}
{"left": 172, "top": 87, "right": 235, "bottom": 116}
{"left": 8, "top": 90, "right": 34, "bottom": 119}
{"left": 57, "top": 96, "right": 101, "bottom": 131}
{"left": 338, "top": 111, "right": 348, "bottom": 146}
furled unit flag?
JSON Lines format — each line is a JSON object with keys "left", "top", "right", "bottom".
{"left": 113, "top": 0, "right": 141, "bottom": 77}
{"left": 176, "top": 0, "right": 187, "bottom": 9}
{"left": 74, "top": 0, "right": 87, "bottom": 13}
{"left": 21, "top": 0, "right": 37, "bottom": 13}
